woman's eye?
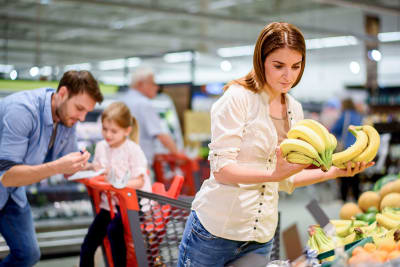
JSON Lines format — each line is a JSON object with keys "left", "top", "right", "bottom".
{"left": 274, "top": 65, "right": 282, "bottom": 69}
{"left": 292, "top": 66, "right": 300, "bottom": 70}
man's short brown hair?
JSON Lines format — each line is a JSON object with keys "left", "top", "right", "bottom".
{"left": 57, "top": 70, "right": 103, "bottom": 103}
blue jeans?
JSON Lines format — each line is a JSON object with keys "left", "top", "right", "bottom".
{"left": 0, "top": 198, "right": 41, "bottom": 267}
{"left": 178, "top": 210, "right": 273, "bottom": 267}
{"left": 80, "top": 208, "right": 126, "bottom": 267}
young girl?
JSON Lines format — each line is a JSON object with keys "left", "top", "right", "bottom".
{"left": 80, "top": 101, "right": 151, "bottom": 267}
{"left": 177, "top": 22, "right": 374, "bottom": 266}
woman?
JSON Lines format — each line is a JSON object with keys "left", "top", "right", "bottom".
{"left": 177, "top": 22, "right": 373, "bottom": 266}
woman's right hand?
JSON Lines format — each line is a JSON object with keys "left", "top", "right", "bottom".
{"left": 271, "top": 147, "right": 309, "bottom": 181}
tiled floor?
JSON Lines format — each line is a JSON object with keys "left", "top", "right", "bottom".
{"left": 36, "top": 181, "right": 345, "bottom": 266}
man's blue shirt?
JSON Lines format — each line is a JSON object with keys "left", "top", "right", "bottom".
{"left": 0, "top": 88, "right": 78, "bottom": 209}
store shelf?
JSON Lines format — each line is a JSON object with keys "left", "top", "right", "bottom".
{"left": 0, "top": 217, "right": 92, "bottom": 260}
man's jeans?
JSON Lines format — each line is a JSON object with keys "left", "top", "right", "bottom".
{"left": 178, "top": 210, "right": 273, "bottom": 267}
{"left": 0, "top": 198, "right": 40, "bottom": 267}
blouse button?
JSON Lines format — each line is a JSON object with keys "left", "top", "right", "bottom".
{"left": 261, "top": 192, "right": 264, "bottom": 196}
{"left": 288, "top": 111, "right": 291, "bottom": 114}
{"left": 255, "top": 219, "right": 259, "bottom": 223}
{"left": 254, "top": 227, "right": 257, "bottom": 230}
{"left": 259, "top": 203, "right": 263, "bottom": 206}
{"left": 258, "top": 210, "right": 261, "bottom": 213}
{"left": 262, "top": 185, "right": 265, "bottom": 188}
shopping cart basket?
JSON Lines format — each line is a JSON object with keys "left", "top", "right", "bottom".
{"left": 78, "top": 175, "right": 184, "bottom": 267}
{"left": 79, "top": 176, "right": 281, "bottom": 266}
{"left": 153, "top": 154, "right": 199, "bottom": 196}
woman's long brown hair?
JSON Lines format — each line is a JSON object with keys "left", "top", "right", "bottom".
{"left": 223, "top": 22, "right": 306, "bottom": 93}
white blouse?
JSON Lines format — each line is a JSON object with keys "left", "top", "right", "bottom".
{"left": 93, "top": 139, "right": 152, "bottom": 212}
{"left": 192, "top": 84, "right": 304, "bottom": 243}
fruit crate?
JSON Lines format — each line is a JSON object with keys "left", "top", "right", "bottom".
{"left": 318, "top": 237, "right": 373, "bottom": 267}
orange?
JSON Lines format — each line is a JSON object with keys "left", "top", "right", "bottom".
{"left": 364, "top": 243, "right": 377, "bottom": 253}
{"left": 352, "top": 246, "right": 367, "bottom": 256}
{"left": 388, "top": 250, "right": 400, "bottom": 260}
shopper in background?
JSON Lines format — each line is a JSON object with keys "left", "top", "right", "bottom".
{"left": 177, "top": 22, "right": 374, "bottom": 266}
{"left": 122, "top": 67, "right": 181, "bottom": 169}
{"left": 0, "top": 70, "right": 103, "bottom": 266}
{"left": 331, "top": 98, "right": 364, "bottom": 202}
{"left": 79, "top": 102, "right": 152, "bottom": 267}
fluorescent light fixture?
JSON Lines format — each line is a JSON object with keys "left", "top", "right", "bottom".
{"left": 306, "top": 36, "right": 358, "bottom": 50}
{"left": 0, "top": 64, "right": 13, "bottom": 73}
{"left": 10, "top": 70, "right": 18, "bottom": 80}
{"left": 349, "top": 61, "right": 360, "bottom": 74}
{"left": 98, "top": 59, "right": 126, "bottom": 70}
{"left": 217, "top": 45, "right": 254, "bottom": 58}
{"left": 368, "top": 49, "right": 382, "bottom": 62}
{"left": 127, "top": 57, "right": 141, "bottom": 68}
{"left": 378, "top": 32, "right": 400, "bottom": 42}
{"left": 40, "top": 66, "right": 52, "bottom": 76}
{"left": 65, "top": 63, "right": 91, "bottom": 71}
{"left": 30, "top": 66, "right": 39, "bottom": 77}
{"left": 163, "top": 51, "right": 195, "bottom": 63}
{"left": 220, "top": 60, "right": 232, "bottom": 72}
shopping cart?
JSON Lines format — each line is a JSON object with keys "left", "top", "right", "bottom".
{"left": 79, "top": 176, "right": 281, "bottom": 266}
{"left": 78, "top": 174, "right": 185, "bottom": 267}
{"left": 153, "top": 154, "right": 200, "bottom": 196}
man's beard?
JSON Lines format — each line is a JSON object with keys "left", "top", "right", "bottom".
{"left": 56, "top": 102, "right": 73, "bottom": 128}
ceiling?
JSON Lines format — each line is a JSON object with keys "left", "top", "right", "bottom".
{"left": 1, "top": 0, "right": 400, "bottom": 82}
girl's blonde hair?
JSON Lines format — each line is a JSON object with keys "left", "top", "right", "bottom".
{"left": 101, "top": 102, "right": 139, "bottom": 143}
{"left": 223, "top": 22, "right": 306, "bottom": 93}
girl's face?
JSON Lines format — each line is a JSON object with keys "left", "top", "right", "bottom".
{"left": 264, "top": 47, "right": 303, "bottom": 96}
{"left": 102, "top": 119, "right": 131, "bottom": 148}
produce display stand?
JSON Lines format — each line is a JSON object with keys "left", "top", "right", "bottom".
{"left": 77, "top": 175, "right": 281, "bottom": 266}
{"left": 153, "top": 154, "right": 200, "bottom": 196}
{"left": 78, "top": 175, "right": 185, "bottom": 266}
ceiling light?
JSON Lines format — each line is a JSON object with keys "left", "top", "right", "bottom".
{"left": 306, "top": 36, "right": 358, "bottom": 50}
{"left": 65, "top": 63, "right": 92, "bottom": 71}
{"left": 378, "top": 32, "right": 400, "bottom": 42}
{"left": 217, "top": 45, "right": 254, "bottom": 58}
{"left": 163, "top": 52, "right": 195, "bottom": 63}
{"left": 220, "top": 60, "right": 232, "bottom": 72}
{"left": 30, "top": 66, "right": 39, "bottom": 77}
{"left": 98, "top": 59, "right": 126, "bottom": 70}
{"left": 349, "top": 61, "right": 360, "bottom": 74}
{"left": 10, "top": 70, "right": 18, "bottom": 80}
{"left": 368, "top": 49, "right": 382, "bottom": 62}
{"left": 127, "top": 57, "right": 141, "bottom": 68}
{"left": 40, "top": 66, "right": 52, "bottom": 76}
{"left": 0, "top": 64, "right": 13, "bottom": 73}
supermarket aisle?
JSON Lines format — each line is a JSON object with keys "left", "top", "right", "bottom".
{"left": 36, "top": 181, "right": 343, "bottom": 265}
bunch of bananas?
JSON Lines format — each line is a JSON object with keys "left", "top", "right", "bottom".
{"left": 332, "top": 125, "right": 380, "bottom": 169}
{"left": 280, "top": 119, "right": 337, "bottom": 171}
{"left": 376, "top": 207, "right": 400, "bottom": 230}
{"left": 307, "top": 225, "right": 336, "bottom": 254}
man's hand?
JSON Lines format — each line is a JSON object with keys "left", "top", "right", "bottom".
{"left": 271, "top": 147, "right": 310, "bottom": 182}
{"left": 54, "top": 151, "right": 91, "bottom": 174}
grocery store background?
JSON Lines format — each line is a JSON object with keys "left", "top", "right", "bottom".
{"left": 1, "top": 0, "right": 400, "bottom": 266}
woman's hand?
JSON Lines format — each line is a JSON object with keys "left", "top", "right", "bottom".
{"left": 271, "top": 147, "right": 310, "bottom": 182}
{"left": 328, "top": 161, "right": 375, "bottom": 179}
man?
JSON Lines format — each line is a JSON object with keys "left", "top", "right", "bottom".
{"left": 122, "top": 67, "right": 180, "bottom": 167}
{"left": 0, "top": 70, "right": 103, "bottom": 266}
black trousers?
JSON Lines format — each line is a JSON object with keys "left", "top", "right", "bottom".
{"left": 80, "top": 208, "right": 126, "bottom": 267}
{"left": 340, "top": 175, "right": 360, "bottom": 202}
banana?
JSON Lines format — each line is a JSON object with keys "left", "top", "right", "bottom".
{"left": 280, "top": 139, "right": 323, "bottom": 165}
{"left": 352, "top": 125, "right": 380, "bottom": 163}
{"left": 332, "top": 126, "right": 368, "bottom": 167}
{"left": 336, "top": 225, "right": 351, "bottom": 237}
{"left": 341, "top": 232, "right": 356, "bottom": 245}
{"left": 295, "top": 119, "right": 333, "bottom": 168}
{"left": 330, "top": 134, "right": 337, "bottom": 152}
{"left": 287, "top": 125, "right": 325, "bottom": 154}
{"left": 376, "top": 213, "right": 400, "bottom": 230}
{"left": 286, "top": 152, "right": 320, "bottom": 167}
{"left": 382, "top": 209, "right": 400, "bottom": 221}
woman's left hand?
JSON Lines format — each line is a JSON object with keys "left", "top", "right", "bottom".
{"left": 329, "top": 161, "right": 375, "bottom": 178}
